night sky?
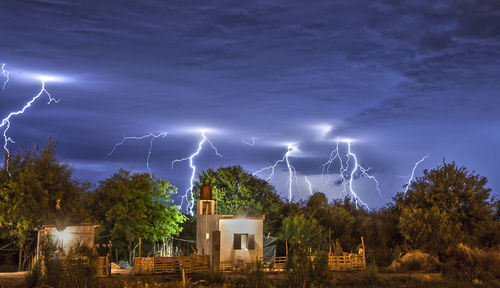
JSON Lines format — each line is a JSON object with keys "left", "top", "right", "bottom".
{"left": 1, "top": 0, "right": 499, "bottom": 210}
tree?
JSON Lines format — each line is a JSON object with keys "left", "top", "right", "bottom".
{"left": 194, "top": 165, "right": 284, "bottom": 234}
{"left": 90, "top": 169, "right": 186, "bottom": 264}
{"left": 395, "top": 160, "right": 498, "bottom": 254}
{"left": 278, "top": 214, "right": 324, "bottom": 250}
{"left": 305, "top": 193, "right": 356, "bottom": 251}
{"left": 0, "top": 139, "right": 88, "bottom": 271}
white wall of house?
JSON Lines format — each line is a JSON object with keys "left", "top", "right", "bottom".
{"left": 218, "top": 218, "right": 263, "bottom": 264}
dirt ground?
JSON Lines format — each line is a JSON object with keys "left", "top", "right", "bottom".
{"left": 0, "top": 272, "right": 27, "bottom": 288}
{"left": 0, "top": 270, "right": 477, "bottom": 288}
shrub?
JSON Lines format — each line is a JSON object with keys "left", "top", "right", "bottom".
{"left": 284, "top": 239, "right": 333, "bottom": 288}
{"left": 441, "top": 244, "right": 500, "bottom": 283}
{"left": 25, "top": 261, "right": 42, "bottom": 288}
{"left": 362, "top": 263, "right": 381, "bottom": 286}
{"left": 36, "top": 239, "right": 99, "bottom": 288}
{"left": 389, "top": 250, "right": 439, "bottom": 272}
{"left": 404, "top": 255, "right": 421, "bottom": 271}
{"left": 311, "top": 252, "right": 330, "bottom": 288}
{"left": 245, "top": 261, "right": 272, "bottom": 288}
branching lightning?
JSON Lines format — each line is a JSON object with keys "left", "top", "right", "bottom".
{"left": 321, "top": 138, "right": 381, "bottom": 209}
{"left": 171, "top": 130, "right": 222, "bottom": 216}
{"left": 304, "top": 175, "right": 313, "bottom": 195}
{"left": 321, "top": 137, "right": 344, "bottom": 178}
{"left": 320, "top": 137, "right": 348, "bottom": 194}
{"left": 106, "top": 132, "right": 168, "bottom": 176}
{"left": 1, "top": 77, "right": 60, "bottom": 174}
{"left": 1, "top": 64, "right": 9, "bottom": 91}
{"left": 254, "top": 143, "right": 297, "bottom": 202}
{"left": 344, "top": 140, "right": 371, "bottom": 209}
{"left": 401, "top": 155, "right": 429, "bottom": 194}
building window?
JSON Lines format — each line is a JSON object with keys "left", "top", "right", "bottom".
{"left": 202, "top": 201, "right": 212, "bottom": 215}
{"left": 234, "top": 233, "right": 254, "bottom": 250}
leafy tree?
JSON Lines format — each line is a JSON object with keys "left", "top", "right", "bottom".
{"left": 89, "top": 169, "right": 186, "bottom": 264}
{"left": 305, "top": 193, "right": 356, "bottom": 251}
{"left": 359, "top": 206, "right": 403, "bottom": 266}
{"left": 194, "top": 165, "right": 284, "bottom": 234}
{"left": 278, "top": 214, "right": 324, "bottom": 250}
{"left": 395, "top": 160, "right": 498, "bottom": 255}
{"left": 0, "top": 139, "right": 88, "bottom": 271}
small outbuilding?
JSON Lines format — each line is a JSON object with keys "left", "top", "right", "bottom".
{"left": 196, "top": 183, "right": 264, "bottom": 268}
{"left": 37, "top": 223, "right": 95, "bottom": 259}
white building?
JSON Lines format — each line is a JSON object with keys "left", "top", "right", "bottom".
{"left": 196, "top": 183, "right": 264, "bottom": 268}
{"left": 37, "top": 223, "right": 95, "bottom": 258}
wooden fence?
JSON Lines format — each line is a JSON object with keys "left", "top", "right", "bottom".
{"left": 134, "top": 253, "right": 364, "bottom": 274}
{"left": 328, "top": 253, "right": 366, "bottom": 271}
{"left": 258, "top": 253, "right": 365, "bottom": 272}
{"left": 260, "top": 256, "right": 287, "bottom": 271}
{"left": 97, "top": 256, "right": 109, "bottom": 277}
{"left": 134, "top": 255, "right": 209, "bottom": 274}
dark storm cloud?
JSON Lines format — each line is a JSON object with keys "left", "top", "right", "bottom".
{"left": 0, "top": 0, "right": 498, "bottom": 208}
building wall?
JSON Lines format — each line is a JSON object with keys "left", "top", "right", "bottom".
{"left": 218, "top": 218, "right": 263, "bottom": 264}
{"left": 196, "top": 214, "right": 220, "bottom": 256}
{"left": 39, "top": 225, "right": 94, "bottom": 256}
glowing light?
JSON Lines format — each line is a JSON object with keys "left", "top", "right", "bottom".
{"left": 242, "top": 137, "right": 255, "bottom": 146}
{"left": 171, "top": 130, "right": 222, "bottom": 216}
{"left": 28, "top": 73, "right": 68, "bottom": 83}
{"left": 55, "top": 228, "right": 71, "bottom": 244}
{"left": 106, "top": 132, "right": 168, "bottom": 176}
{"left": 401, "top": 155, "right": 429, "bottom": 194}
{"left": 1, "top": 77, "right": 60, "bottom": 174}
{"left": 1, "top": 64, "right": 9, "bottom": 90}
{"left": 254, "top": 143, "right": 297, "bottom": 202}
{"left": 315, "top": 124, "right": 333, "bottom": 139}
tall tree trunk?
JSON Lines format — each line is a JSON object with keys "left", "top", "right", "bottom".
{"left": 17, "top": 244, "right": 23, "bottom": 272}
{"left": 21, "top": 250, "right": 30, "bottom": 271}
{"left": 127, "top": 241, "right": 138, "bottom": 266}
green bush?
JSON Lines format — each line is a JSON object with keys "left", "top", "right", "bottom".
{"left": 284, "top": 239, "right": 332, "bottom": 288}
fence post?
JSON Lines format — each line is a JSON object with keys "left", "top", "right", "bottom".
{"left": 361, "top": 236, "right": 366, "bottom": 269}
{"left": 139, "top": 237, "right": 142, "bottom": 258}
{"left": 182, "top": 268, "right": 186, "bottom": 287}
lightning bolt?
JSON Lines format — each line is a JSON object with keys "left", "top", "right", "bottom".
{"left": 242, "top": 137, "right": 255, "bottom": 146}
{"left": 321, "top": 138, "right": 381, "bottom": 209}
{"left": 321, "top": 137, "right": 344, "bottom": 178}
{"left": 171, "top": 130, "right": 222, "bottom": 216}
{"left": 106, "top": 132, "right": 168, "bottom": 176}
{"left": 254, "top": 144, "right": 297, "bottom": 202}
{"left": 1, "top": 64, "right": 9, "bottom": 91}
{"left": 401, "top": 155, "right": 429, "bottom": 194}
{"left": 344, "top": 140, "right": 371, "bottom": 209}
{"left": 320, "top": 137, "right": 348, "bottom": 193}
{"left": 304, "top": 175, "right": 313, "bottom": 195}
{"left": 1, "top": 78, "right": 60, "bottom": 174}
